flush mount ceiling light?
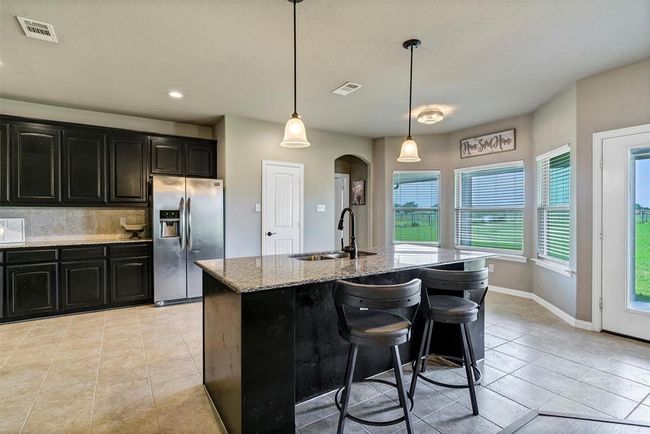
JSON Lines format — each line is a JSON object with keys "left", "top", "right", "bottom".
{"left": 168, "top": 90, "right": 184, "bottom": 99}
{"left": 280, "top": 0, "right": 310, "bottom": 148}
{"left": 417, "top": 109, "right": 444, "bottom": 125}
{"left": 397, "top": 39, "right": 422, "bottom": 163}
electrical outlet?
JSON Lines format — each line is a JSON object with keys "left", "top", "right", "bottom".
{"left": 488, "top": 264, "right": 495, "bottom": 273}
{"left": 317, "top": 204, "right": 326, "bottom": 213}
{"left": 120, "top": 217, "right": 127, "bottom": 226}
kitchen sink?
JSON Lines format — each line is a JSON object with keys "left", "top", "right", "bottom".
{"left": 291, "top": 251, "right": 377, "bottom": 261}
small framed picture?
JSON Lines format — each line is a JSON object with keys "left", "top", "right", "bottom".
{"left": 351, "top": 179, "right": 366, "bottom": 205}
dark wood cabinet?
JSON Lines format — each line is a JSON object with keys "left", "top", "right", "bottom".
{"left": 60, "top": 260, "right": 107, "bottom": 310}
{"left": 0, "top": 123, "right": 8, "bottom": 202}
{"left": 186, "top": 142, "right": 216, "bottom": 178}
{"left": 108, "top": 134, "right": 148, "bottom": 203}
{"left": 10, "top": 123, "right": 61, "bottom": 203}
{"left": 151, "top": 137, "right": 184, "bottom": 175}
{"left": 5, "top": 262, "right": 58, "bottom": 318}
{"left": 62, "top": 129, "right": 106, "bottom": 203}
{"left": 109, "top": 256, "right": 150, "bottom": 303}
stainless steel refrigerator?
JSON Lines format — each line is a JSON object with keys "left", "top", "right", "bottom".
{"left": 152, "top": 175, "right": 224, "bottom": 305}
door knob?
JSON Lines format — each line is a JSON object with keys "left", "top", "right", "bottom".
{"left": 267, "top": 231, "right": 277, "bottom": 236}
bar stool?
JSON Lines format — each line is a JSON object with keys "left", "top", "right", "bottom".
{"left": 409, "top": 268, "right": 488, "bottom": 416}
{"left": 333, "top": 278, "right": 421, "bottom": 434}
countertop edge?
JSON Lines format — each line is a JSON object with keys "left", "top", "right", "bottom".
{"left": 0, "top": 238, "right": 153, "bottom": 250}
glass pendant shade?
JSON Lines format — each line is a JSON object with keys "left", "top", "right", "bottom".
{"left": 397, "top": 137, "right": 421, "bottom": 162}
{"left": 280, "top": 114, "right": 311, "bottom": 148}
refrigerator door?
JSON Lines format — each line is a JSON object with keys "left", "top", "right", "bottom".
{"left": 186, "top": 178, "right": 224, "bottom": 298}
{"left": 153, "top": 175, "right": 187, "bottom": 304}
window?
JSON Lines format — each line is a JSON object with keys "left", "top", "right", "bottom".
{"left": 455, "top": 161, "right": 525, "bottom": 253}
{"left": 393, "top": 171, "right": 440, "bottom": 245}
{"left": 537, "top": 145, "right": 571, "bottom": 263}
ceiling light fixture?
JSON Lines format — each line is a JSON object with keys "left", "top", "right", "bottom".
{"left": 168, "top": 90, "right": 183, "bottom": 99}
{"left": 397, "top": 39, "right": 422, "bottom": 163}
{"left": 280, "top": 0, "right": 310, "bottom": 148}
{"left": 417, "top": 109, "right": 444, "bottom": 125}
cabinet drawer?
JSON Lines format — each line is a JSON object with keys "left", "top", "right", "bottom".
{"left": 5, "top": 249, "right": 58, "bottom": 264}
{"left": 60, "top": 246, "right": 106, "bottom": 260}
{"left": 108, "top": 244, "right": 150, "bottom": 258}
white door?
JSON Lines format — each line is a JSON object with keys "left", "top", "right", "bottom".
{"left": 334, "top": 173, "right": 350, "bottom": 250}
{"left": 262, "top": 161, "right": 303, "bottom": 256}
{"left": 598, "top": 125, "right": 650, "bottom": 340}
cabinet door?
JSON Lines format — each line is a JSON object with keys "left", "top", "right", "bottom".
{"left": 10, "top": 123, "right": 61, "bottom": 203}
{"left": 62, "top": 129, "right": 106, "bottom": 203}
{"left": 151, "top": 137, "right": 183, "bottom": 175}
{"left": 0, "top": 123, "right": 8, "bottom": 202}
{"left": 5, "top": 263, "right": 58, "bottom": 318}
{"left": 108, "top": 134, "right": 148, "bottom": 203}
{"left": 109, "top": 256, "right": 150, "bottom": 303}
{"left": 185, "top": 142, "right": 216, "bottom": 178}
{"left": 60, "top": 260, "right": 106, "bottom": 310}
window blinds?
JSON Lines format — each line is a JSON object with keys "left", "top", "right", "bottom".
{"left": 455, "top": 162, "right": 525, "bottom": 252}
{"left": 537, "top": 146, "right": 571, "bottom": 263}
{"left": 393, "top": 171, "right": 440, "bottom": 244}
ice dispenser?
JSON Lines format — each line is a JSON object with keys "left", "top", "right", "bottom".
{"left": 159, "top": 210, "right": 181, "bottom": 238}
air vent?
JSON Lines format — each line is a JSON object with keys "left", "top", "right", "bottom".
{"left": 16, "top": 17, "right": 58, "bottom": 43}
{"left": 332, "top": 82, "right": 362, "bottom": 96}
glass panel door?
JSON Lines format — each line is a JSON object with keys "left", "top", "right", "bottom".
{"left": 631, "top": 148, "right": 650, "bottom": 311}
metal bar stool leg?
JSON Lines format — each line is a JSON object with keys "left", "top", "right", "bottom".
{"left": 410, "top": 318, "right": 432, "bottom": 398}
{"left": 391, "top": 346, "right": 414, "bottom": 434}
{"left": 463, "top": 322, "right": 481, "bottom": 383}
{"left": 420, "top": 319, "right": 433, "bottom": 373}
{"left": 460, "top": 325, "right": 479, "bottom": 416}
{"left": 337, "top": 344, "right": 359, "bottom": 434}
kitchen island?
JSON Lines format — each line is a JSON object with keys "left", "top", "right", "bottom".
{"left": 197, "top": 245, "right": 496, "bottom": 434}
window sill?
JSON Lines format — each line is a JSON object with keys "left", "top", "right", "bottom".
{"left": 492, "top": 254, "right": 528, "bottom": 263}
{"left": 531, "top": 258, "right": 574, "bottom": 277}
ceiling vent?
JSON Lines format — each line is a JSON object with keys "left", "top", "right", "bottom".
{"left": 16, "top": 17, "right": 58, "bottom": 43}
{"left": 332, "top": 82, "right": 362, "bottom": 96}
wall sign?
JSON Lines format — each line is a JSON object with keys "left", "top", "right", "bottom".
{"left": 460, "top": 129, "right": 516, "bottom": 159}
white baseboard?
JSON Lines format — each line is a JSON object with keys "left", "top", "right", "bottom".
{"left": 489, "top": 286, "right": 593, "bottom": 331}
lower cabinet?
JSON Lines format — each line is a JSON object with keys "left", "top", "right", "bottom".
{"left": 60, "top": 260, "right": 107, "bottom": 310}
{"left": 5, "top": 263, "right": 58, "bottom": 318}
{"left": 109, "top": 256, "right": 150, "bottom": 303}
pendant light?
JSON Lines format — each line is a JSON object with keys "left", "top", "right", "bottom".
{"left": 281, "top": 0, "right": 311, "bottom": 148}
{"left": 397, "top": 39, "right": 422, "bottom": 162}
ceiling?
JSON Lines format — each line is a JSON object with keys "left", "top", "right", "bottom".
{"left": 1, "top": 0, "right": 649, "bottom": 138}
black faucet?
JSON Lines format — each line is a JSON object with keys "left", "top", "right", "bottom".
{"left": 337, "top": 207, "right": 358, "bottom": 259}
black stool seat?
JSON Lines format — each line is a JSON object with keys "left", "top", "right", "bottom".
{"left": 345, "top": 310, "right": 411, "bottom": 346}
{"left": 428, "top": 295, "right": 478, "bottom": 324}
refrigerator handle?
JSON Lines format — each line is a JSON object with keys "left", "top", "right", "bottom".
{"left": 187, "top": 197, "right": 193, "bottom": 251}
{"left": 179, "top": 197, "right": 185, "bottom": 250}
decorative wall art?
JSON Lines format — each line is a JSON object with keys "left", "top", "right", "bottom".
{"left": 460, "top": 129, "right": 516, "bottom": 158}
{"left": 351, "top": 179, "right": 366, "bottom": 205}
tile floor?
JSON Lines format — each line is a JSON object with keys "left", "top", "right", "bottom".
{"left": 1, "top": 292, "right": 650, "bottom": 433}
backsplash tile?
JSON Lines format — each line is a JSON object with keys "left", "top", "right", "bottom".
{"left": 0, "top": 207, "right": 148, "bottom": 241}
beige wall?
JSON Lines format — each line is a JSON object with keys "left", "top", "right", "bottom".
{"left": 373, "top": 114, "right": 536, "bottom": 292}
{"left": 575, "top": 59, "right": 650, "bottom": 321}
{"left": 0, "top": 207, "right": 147, "bottom": 241}
{"left": 0, "top": 98, "right": 213, "bottom": 139}
{"left": 216, "top": 115, "right": 373, "bottom": 258}
{"left": 531, "top": 84, "right": 578, "bottom": 316}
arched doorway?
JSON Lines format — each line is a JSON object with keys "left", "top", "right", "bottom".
{"left": 334, "top": 155, "right": 370, "bottom": 249}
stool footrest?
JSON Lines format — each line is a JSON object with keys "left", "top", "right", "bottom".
{"left": 411, "top": 359, "right": 482, "bottom": 389}
{"left": 334, "top": 378, "right": 414, "bottom": 427}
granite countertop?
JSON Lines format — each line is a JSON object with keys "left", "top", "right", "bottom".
{"left": 196, "top": 245, "right": 497, "bottom": 293}
{"left": 0, "top": 237, "right": 153, "bottom": 250}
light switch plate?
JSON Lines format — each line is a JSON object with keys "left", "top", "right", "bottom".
{"left": 317, "top": 204, "right": 326, "bottom": 212}
{"left": 255, "top": 203, "right": 261, "bottom": 213}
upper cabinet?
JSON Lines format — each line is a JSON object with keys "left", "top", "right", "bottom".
{"left": 108, "top": 133, "right": 148, "bottom": 203}
{"left": 150, "top": 136, "right": 184, "bottom": 175}
{"left": 0, "top": 123, "right": 8, "bottom": 202}
{"left": 186, "top": 141, "right": 216, "bottom": 178}
{"left": 151, "top": 137, "right": 216, "bottom": 178}
{"left": 62, "top": 129, "right": 106, "bottom": 203}
{"left": 10, "top": 122, "right": 61, "bottom": 203}
{"left": 0, "top": 116, "right": 218, "bottom": 206}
